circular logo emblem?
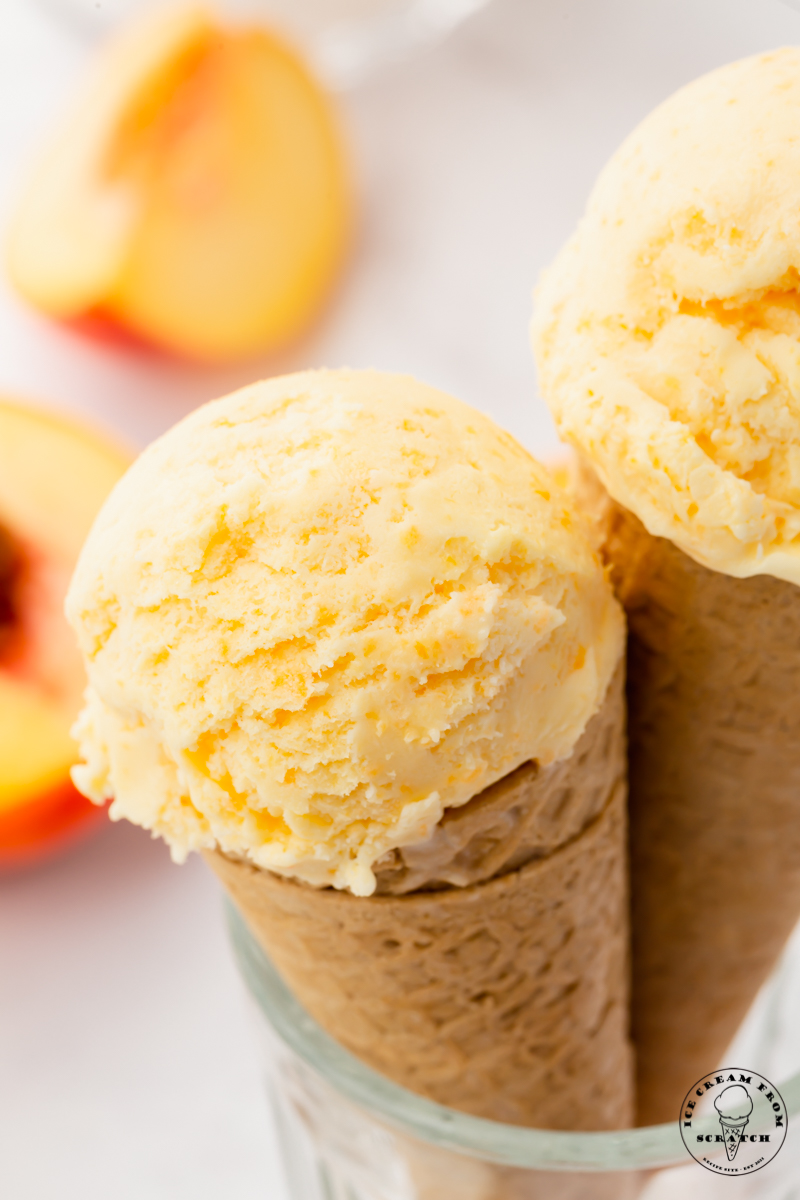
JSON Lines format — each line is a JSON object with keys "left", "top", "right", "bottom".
{"left": 680, "top": 1069, "right": 788, "bottom": 1175}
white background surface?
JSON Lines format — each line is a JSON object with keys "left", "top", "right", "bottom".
{"left": 3, "top": 1, "right": 800, "bottom": 1197}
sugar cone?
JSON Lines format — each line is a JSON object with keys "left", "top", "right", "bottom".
{"left": 206, "top": 668, "right": 634, "bottom": 1131}
{"left": 582, "top": 470, "right": 800, "bottom": 1126}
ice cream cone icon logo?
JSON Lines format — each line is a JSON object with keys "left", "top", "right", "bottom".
{"left": 714, "top": 1085, "right": 754, "bottom": 1162}
{"left": 681, "top": 1069, "right": 787, "bottom": 1174}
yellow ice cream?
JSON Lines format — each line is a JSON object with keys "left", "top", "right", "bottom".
{"left": 66, "top": 369, "right": 623, "bottom": 894}
{"left": 532, "top": 47, "right": 800, "bottom": 585}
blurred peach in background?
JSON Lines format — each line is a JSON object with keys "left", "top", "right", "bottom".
{"left": 0, "top": 399, "right": 128, "bottom": 868}
{"left": 8, "top": 4, "right": 351, "bottom": 363}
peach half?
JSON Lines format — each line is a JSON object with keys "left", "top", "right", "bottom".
{"left": 0, "top": 400, "right": 129, "bottom": 867}
{"left": 8, "top": 5, "right": 350, "bottom": 363}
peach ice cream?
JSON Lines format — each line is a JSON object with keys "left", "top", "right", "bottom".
{"left": 66, "top": 369, "right": 623, "bottom": 895}
{"left": 533, "top": 48, "right": 800, "bottom": 585}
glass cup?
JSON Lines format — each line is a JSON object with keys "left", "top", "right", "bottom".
{"left": 226, "top": 901, "right": 800, "bottom": 1200}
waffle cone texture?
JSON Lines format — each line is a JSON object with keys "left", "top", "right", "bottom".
{"left": 591, "top": 480, "right": 800, "bottom": 1126}
{"left": 206, "top": 668, "right": 634, "bottom": 1131}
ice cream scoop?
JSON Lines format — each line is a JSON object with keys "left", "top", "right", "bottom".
{"left": 66, "top": 369, "right": 623, "bottom": 895}
{"left": 533, "top": 47, "right": 800, "bottom": 586}
{"left": 715, "top": 1085, "right": 753, "bottom": 1123}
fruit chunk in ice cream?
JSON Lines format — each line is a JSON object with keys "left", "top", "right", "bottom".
{"left": 7, "top": 5, "right": 350, "bottom": 363}
{"left": 0, "top": 399, "right": 129, "bottom": 866}
{"left": 66, "top": 369, "right": 623, "bottom": 895}
{"left": 532, "top": 47, "right": 800, "bottom": 585}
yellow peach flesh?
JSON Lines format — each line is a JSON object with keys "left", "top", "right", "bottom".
{"left": 0, "top": 677, "right": 78, "bottom": 812}
{"left": 0, "top": 401, "right": 129, "bottom": 823}
{"left": 8, "top": 7, "right": 350, "bottom": 362}
{"left": 7, "top": 6, "right": 215, "bottom": 317}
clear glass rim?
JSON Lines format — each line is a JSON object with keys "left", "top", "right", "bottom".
{"left": 226, "top": 901, "right": 800, "bottom": 1173}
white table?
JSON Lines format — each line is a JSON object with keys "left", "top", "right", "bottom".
{"left": 2, "top": 1, "right": 800, "bottom": 1196}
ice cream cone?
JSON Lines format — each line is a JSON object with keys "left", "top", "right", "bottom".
{"left": 718, "top": 1118, "right": 749, "bottom": 1162}
{"left": 206, "top": 666, "right": 634, "bottom": 1131}
{"left": 715, "top": 1084, "right": 753, "bottom": 1163}
{"left": 65, "top": 370, "right": 632, "bottom": 1140}
{"left": 581, "top": 476, "right": 800, "bottom": 1124}
{"left": 531, "top": 51, "right": 800, "bottom": 1128}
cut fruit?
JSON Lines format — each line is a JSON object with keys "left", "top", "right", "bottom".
{"left": 0, "top": 398, "right": 129, "bottom": 866}
{"left": 7, "top": 6, "right": 214, "bottom": 318}
{"left": 0, "top": 780, "right": 107, "bottom": 870}
{"left": 0, "top": 399, "right": 129, "bottom": 562}
{"left": 0, "top": 676, "right": 78, "bottom": 811}
{"left": 8, "top": 5, "right": 350, "bottom": 363}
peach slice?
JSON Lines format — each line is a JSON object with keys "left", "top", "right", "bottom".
{"left": 8, "top": 5, "right": 350, "bottom": 363}
{"left": 0, "top": 400, "right": 129, "bottom": 867}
